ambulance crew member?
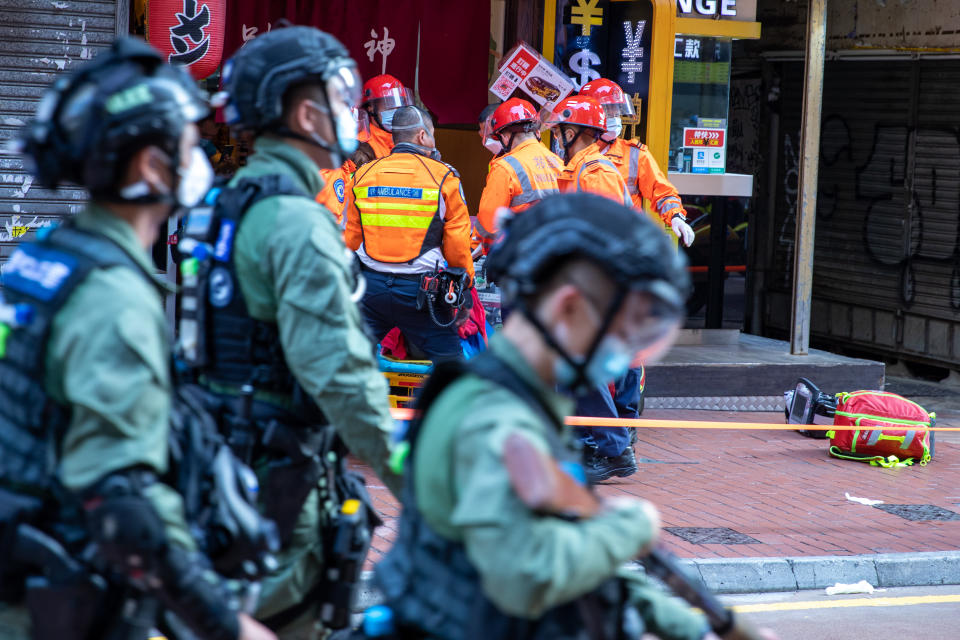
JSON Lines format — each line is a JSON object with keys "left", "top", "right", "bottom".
{"left": 345, "top": 106, "right": 475, "bottom": 361}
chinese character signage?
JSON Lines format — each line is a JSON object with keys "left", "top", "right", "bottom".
{"left": 148, "top": 0, "right": 225, "bottom": 79}
{"left": 221, "top": 0, "right": 488, "bottom": 125}
{"left": 553, "top": 0, "right": 653, "bottom": 142}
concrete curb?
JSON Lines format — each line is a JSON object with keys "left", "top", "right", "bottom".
{"left": 354, "top": 551, "right": 960, "bottom": 610}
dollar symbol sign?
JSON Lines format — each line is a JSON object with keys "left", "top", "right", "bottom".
{"left": 569, "top": 49, "right": 601, "bottom": 89}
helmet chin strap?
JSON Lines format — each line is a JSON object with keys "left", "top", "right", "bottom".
{"left": 273, "top": 125, "right": 344, "bottom": 168}
{"left": 517, "top": 286, "right": 626, "bottom": 395}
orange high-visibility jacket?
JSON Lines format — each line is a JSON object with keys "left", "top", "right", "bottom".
{"left": 345, "top": 148, "right": 475, "bottom": 282}
{"left": 316, "top": 160, "right": 356, "bottom": 229}
{"left": 476, "top": 138, "right": 563, "bottom": 249}
{"left": 594, "top": 138, "right": 685, "bottom": 224}
{"left": 358, "top": 122, "right": 394, "bottom": 159}
{"left": 559, "top": 146, "right": 631, "bottom": 206}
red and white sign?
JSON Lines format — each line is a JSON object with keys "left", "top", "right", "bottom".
{"left": 148, "top": 0, "right": 226, "bottom": 80}
{"left": 683, "top": 127, "right": 726, "bottom": 148}
{"left": 490, "top": 42, "right": 574, "bottom": 113}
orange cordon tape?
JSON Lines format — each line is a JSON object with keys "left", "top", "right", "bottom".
{"left": 388, "top": 408, "right": 960, "bottom": 431}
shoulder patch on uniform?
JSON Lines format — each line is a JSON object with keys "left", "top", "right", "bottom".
{"left": 1, "top": 244, "right": 77, "bottom": 302}
{"left": 333, "top": 178, "right": 346, "bottom": 203}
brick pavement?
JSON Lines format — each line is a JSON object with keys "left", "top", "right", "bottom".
{"left": 355, "top": 409, "right": 960, "bottom": 568}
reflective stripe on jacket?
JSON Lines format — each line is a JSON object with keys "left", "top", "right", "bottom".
{"left": 559, "top": 146, "right": 631, "bottom": 207}
{"left": 345, "top": 147, "right": 475, "bottom": 281}
{"left": 596, "top": 138, "right": 685, "bottom": 224}
{"left": 477, "top": 139, "right": 562, "bottom": 245}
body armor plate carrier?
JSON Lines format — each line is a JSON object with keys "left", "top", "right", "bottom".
{"left": 374, "top": 350, "right": 640, "bottom": 640}
{"left": 0, "top": 224, "right": 153, "bottom": 495}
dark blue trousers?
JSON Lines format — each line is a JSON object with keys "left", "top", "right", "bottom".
{"left": 360, "top": 269, "right": 463, "bottom": 361}
{"left": 573, "top": 367, "right": 643, "bottom": 458}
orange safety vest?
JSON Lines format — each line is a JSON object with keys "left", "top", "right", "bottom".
{"left": 595, "top": 138, "right": 685, "bottom": 224}
{"left": 358, "top": 122, "right": 394, "bottom": 159}
{"left": 316, "top": 160, "right": 355, "bottom": 228}
{"left": 345, "top": 148, "right": 474, "bottom": 281}
{"left": 559, "top": 146, "right": 631, "bottom": 206}
{"left": 476, "top": 138, "right": 562, "bottom": 245}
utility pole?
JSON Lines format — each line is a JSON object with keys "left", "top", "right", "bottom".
{"left": 790, "top": 0, "right": 828, "bottom": 355}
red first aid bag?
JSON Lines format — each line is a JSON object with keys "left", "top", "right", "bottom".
{"left": 827, "top": 391, "right": 934, "bottom": 467}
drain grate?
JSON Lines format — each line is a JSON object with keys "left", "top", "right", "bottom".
{"left": 665, "top": 527, "right": 760, "bottom": 545}
{"left": 873, "top": 504, "right": 960, "bottom": 522}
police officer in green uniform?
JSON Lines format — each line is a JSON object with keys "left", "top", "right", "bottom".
{"left": 0, "top": 39, "right": 275, "bottom": 640}
{"left": 178, "top": 26, "right": 401, "bottom": 639}
{"left": 373, "top": 193, "right": 778, "bottom": 640}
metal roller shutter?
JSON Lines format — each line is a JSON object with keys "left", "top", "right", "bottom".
{"left": 0, "top": 0, "right": 122, "bottom": 264}
{"left": 765, "top": 58, "right": 960, "bottom": 368}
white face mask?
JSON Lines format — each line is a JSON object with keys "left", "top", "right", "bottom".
{"left": 177, "top": 146, "right": 214, "bottom": 208}
{"left": 379, "top": 108, "right": 398, "bottom": 132}
{"left": 484, "top": 137, "right": 503, "bottom": 155}
{"left": 601, "top": 116, "right": 623, "bottom": 142}
{"left": 336, "top": 108, "right": 359, "bottom": 155}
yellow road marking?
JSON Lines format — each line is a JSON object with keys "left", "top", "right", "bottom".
{"left": 731, "top": 594, "right": 960, "bottom": 614}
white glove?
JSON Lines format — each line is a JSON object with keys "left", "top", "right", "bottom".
{"left": 671, "top": 216, "right": 695, "bottom": 247}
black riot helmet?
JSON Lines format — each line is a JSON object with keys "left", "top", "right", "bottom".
{"left": 17, "top": 37, "right": 207, "bottom": 199}
{"left": 215, "top": 25, "right": 361, "bottom": 162}
{"left": 487, "top": 193, "right": 690, "bottom": 391}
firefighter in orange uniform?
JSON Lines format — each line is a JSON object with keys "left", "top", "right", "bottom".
{"left": 545, "top": 96, "right": 631, "bottom": 206}
{"left": 545, "top": 96, "right": 647, "bottom": 483}
{"left": 579, "top": 78, "right": 695, "bottom": 247}
{"left": 476, "top": 98, "right": 562, "bottom": 252}
{"left": 316, "top": 143, "right": 375, "bottom": 228}
{"left": 345, "top": 105, "right": 474, "bottom": 361}
{"left": 358, "top": 74, "right": 413, "bottom": 159}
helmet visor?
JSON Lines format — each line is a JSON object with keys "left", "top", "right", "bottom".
{"left": 618, "top": 292, "right": 684, "bottom": 365}
{"left": 368, "top": 87, "right": 413, "bottom": 111}
{"left": 327, "top": 65, "right": 363, "bottom": 111}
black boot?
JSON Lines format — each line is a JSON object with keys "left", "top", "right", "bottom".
{"left": 584, "top": 445, "right": 638, "bottom": 483}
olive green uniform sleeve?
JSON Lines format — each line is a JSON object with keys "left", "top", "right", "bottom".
{"left": 448, "top": 388, "right": 655, "bottom": 618}
{"left": 49, "top": 268, "right": 196, "bottom": 550}
{"left": 620, "top": 568, "right": 709, "bottom": 640}
{"left": 248, "top": 197, "right": 401, "bottom": 495}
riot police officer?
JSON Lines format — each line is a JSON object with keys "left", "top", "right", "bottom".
{"left": 373, "top": 193, "right": 777, "bottom": 640}
{"left": 181, "top": 25, "right": 400, "bottom": 638}
{"left": 0, "top": 38, "right": 275, "bottom": 640}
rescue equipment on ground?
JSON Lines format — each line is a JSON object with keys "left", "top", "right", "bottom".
{"left": 828, "top": 390, "right": 934, "bottom": 467}
{"left": 416, "top": 264, "right": 470, "bottom": 328}
{"left": 784, "top": 377, "right": 835, "bottom": 439}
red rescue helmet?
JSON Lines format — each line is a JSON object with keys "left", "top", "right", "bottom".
{"left": 361, "top": 74, "right": 413, "bottom": 110}
{"left": 490, "top": 98, "right": 540, "bottom": 134}
{"left": 579, "top": 78, "right": 635, "bottom": 118}
{"left": 546, "top": 96, "right": 606, "bottom": 132}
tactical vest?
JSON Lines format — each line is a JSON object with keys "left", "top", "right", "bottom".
{"left": 0, "top": 224, "right": 153, "bottom": 496}
{"left": 374, "top": 350, "right": 639, "bottom": 640}
{"left": 178, "top": 174, "right": 311, "bottom": 395}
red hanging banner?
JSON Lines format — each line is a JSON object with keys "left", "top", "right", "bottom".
{"left": 221, "top": 0, "right": 489, "bottom": 125}
{"left": 148, "top": 0, "right": 226, "bottom": 80}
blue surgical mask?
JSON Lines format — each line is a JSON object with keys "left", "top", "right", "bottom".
{"left": 552, "top": 325, "right": 633, "bottom": 390}
{"left": 601, "top": 116, "right": 623, "bottom": 142}
{"left": 336, "top": 108, "right": 359, "bottom": 155}
{"left": 584, "top": 335, "right": 633, "bottom": 386}
{"left": 379, "top": 108, "right": 398, "bottom": 132}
